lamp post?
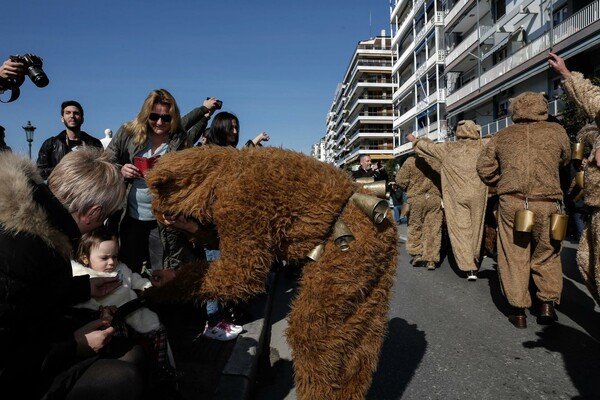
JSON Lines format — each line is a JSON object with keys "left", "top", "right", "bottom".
{"left": 22, "top": 121, "right": 36, "bottom": 159}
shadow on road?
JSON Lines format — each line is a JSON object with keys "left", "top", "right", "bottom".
{"left": 523, "top": 324, "right": 600, "bottom": 399}
{"left": 367, "top": 317, "right": 426, "bottom": 400}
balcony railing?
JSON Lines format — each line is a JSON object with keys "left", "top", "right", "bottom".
{"left": 445, "top": 25, "right": 491, "bottom": 66}
{"left": 447, "top": 0, "right": 600, "bottom": 106}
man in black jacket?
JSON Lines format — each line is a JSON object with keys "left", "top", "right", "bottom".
{"left": 36, "top": 100, "right": 103, "bottom": 179}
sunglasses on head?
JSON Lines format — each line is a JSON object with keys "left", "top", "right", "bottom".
{"left": 148, "top": 113, "right": 172, "bottom": 122}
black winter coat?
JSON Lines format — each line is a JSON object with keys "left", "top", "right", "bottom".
{"left": 0, "top": 152, "right": 91, "bottom": 399}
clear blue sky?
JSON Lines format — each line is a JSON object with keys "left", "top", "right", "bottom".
{"left": 2, "top": 0, "right": 390, "bottom": 157}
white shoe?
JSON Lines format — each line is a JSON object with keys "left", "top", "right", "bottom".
{"left": 202, "top": 321, "right": 240, "bottom": 341}
{"left": 467, "top": 271, "right": 477, "bottom": 281}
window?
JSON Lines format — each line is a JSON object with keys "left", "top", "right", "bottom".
{"left": 492, "top": 0, "right": 506, "bottom": 22}
{"left": 553, "top": 6, "right": 568, "bottom": 26}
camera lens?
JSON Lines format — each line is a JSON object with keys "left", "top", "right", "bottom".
{"left": 28, "top": 67, "right": 49, "bottom": 88}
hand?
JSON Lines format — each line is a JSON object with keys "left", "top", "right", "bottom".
{"left": 203, "top": 97, "right": 221, "bottom": 111}
{"left": 121, "top": 163, "right": 142, "bottom": 179}
{"left": 74, "top": 318, "right": 115, "bottom": 356}
{"left": 163, "top": 213, "right": 199, "bottom": 234}
{"left": 253, "top": 132, "right": 270, "bottom": 145}
{"left": 548, "top": 52, "right": 572, "bottom": 79}
{"left": 406, "top": 133, "right": 416, "bottom": 142}
{"left": 90, "top": 276, "right": 120, "bottom": 298}
{"left": 150, "top": 269, "right": 177, "bottom": 287}
{"left": 0, "top": 58, "right": 25, "bottom": 81}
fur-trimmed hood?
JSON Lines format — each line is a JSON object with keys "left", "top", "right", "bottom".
{"left": 0, "top": 152, "right": 73, "bottom": 259}
{"left": 456, "top": 120, "right": 481, "bottom": 140}
{"left": 509, "top": 92, "right": 548, "bottom": 122}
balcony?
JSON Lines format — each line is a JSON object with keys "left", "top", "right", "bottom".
{"left": 444, "top": 0, "right": 474, "bottom": 28}
{"left": 446, "top": 0, "right": 600, "bottom": 106}
{"left": 445, "top": 25, "right": 491, "bottom": 66}
{"left": 393, "top": 74, "right": 416, "bottom": 101}
{"left": 392, "top": 7, "right": 415, "bottom": 48}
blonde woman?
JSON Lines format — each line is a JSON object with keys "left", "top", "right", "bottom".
{"left": 108, "top": 89, "right": 219, "bottom": 273}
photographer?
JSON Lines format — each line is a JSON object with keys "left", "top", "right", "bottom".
{"left": 0, "top": 57, "right": 25, "bottom": 93}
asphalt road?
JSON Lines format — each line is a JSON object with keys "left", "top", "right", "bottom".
{"left": 254, "top": 224, "right": 600, "bottom": 400}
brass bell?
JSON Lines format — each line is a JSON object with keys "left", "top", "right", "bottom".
{"left": 332, "top": 219, "right": 355, "bottom": 251}
{"left": 572, "top": 142, "right": 585, "bottom": 160}
{"left": 362, "top": 180, "right": 388, "bottom": 199}
{"left": 514, "top": 199, "right": 535, "bottom": 233}
{"left": 355, "top": 176, "right": 375, "bottom": 184}
{"left": 351, "top": 192, "right": 389, "bottom": 224}
{"left": 575, "top": 170, "right": 585, "bottom": 189}
{"left": 306, "top": 244, "right": 325, "bottom": 261}
{"left": 550, "top": 213, "right": 569, "bottom": 241}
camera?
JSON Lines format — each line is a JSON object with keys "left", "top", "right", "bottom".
{"left": 0, "top": 53, "right": 49, "bottom": 103}
{"left": 10, "top": 53, "right": 49, "bottom": 88}
{"left": 207, "top": 97, "right": 223, "bottom": 110}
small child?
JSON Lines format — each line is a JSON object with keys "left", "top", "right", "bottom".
{"left": 71, "top": 226, "right": 180, "bottom": 381}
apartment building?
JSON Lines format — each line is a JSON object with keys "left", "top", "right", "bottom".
{"left": 390, "top": 0, "right": 600, "bottom": 160}
{"left": 318, "top": 33, "right": 394, "bottom": 168}
{"left": 390, "top": 0, "right": 448, "bottom": 157}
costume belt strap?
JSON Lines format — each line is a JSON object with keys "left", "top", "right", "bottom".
{"left": 508, "top": 193, "right": 557, "bottom": 203}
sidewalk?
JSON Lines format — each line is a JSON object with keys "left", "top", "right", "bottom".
{"left": 160, "top": 273, "right": 276, "bottom": 400}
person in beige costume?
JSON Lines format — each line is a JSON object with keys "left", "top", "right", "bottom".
{"left": 395, "top": 154, "right": 442, "bottom": 270}
{"left": 570, "top": 124, "right": 600, "bottom": 305}
{"left": 477, "top": 91, "right": 570, "bottom": 329}
{"left": 548, "top": 53, "right": 600, "bottom": 305}
{"left": 406, "top": 120, "right": 488, "bottom": 281}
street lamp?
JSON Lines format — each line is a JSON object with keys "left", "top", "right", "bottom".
{"left": 22, "top": 121, "right": 36, "bottom": 159}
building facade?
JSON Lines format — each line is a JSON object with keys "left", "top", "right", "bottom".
{"left": 315, "top": 1, "right": 600, "bottom": 165}
{"left": 318, "top": 33, "right": 394, "bottom": 168}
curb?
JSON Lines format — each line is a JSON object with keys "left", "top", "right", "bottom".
{"left": 213, "top": 272, "right": 276, "bottom": 399}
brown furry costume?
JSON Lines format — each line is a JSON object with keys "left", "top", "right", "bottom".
{"left": 395, "top": 155, "right": 442, "bottom": 267}
{"left": 412, "top": 120, "right": 488, "bottom": 273}
{"left": 143, "top": 146, "right": 398, "bottom": 400}
{"left": 574, "top": 124, "right": 600, "bottom": 305}
{"left": 561, "top": 72, "right": 600, "bottom": 305}
{"left": 477, "top": 92, "right": 570, "bottom": 310}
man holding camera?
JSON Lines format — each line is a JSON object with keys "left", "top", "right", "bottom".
{"left": 36, "top": 100, "right": 103, "bottom": 180}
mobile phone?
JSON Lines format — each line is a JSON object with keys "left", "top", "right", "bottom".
{"left": 207, "top": 97, "right": 223, "bottom": 110}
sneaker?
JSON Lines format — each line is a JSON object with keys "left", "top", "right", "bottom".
{"left": 467, "top": 271, "right": 477, "bottom": 281}
{"left": 202, "top": 321, "right": 239, "bottom": 341}
{"left": 218, "top": 320, "right": 243, "bottom": 335}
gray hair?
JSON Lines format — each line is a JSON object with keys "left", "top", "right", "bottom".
{"left": 48, "top": 148, "right": 125, "bottom": 217}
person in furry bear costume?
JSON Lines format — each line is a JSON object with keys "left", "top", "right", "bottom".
{"left": 477, "top": 91, "right": 571, "bottom": 329}
{"left": 406, "top": 120, "right": 488, "bottom": 280}
{"left": 571, "top": 124, "right": 600, "bottom": 305}
{"left": 142, "top": 145, "right": 398, "bottom": 400}
{"left": 395, "top": 154, "right": 442, "bottom": 270}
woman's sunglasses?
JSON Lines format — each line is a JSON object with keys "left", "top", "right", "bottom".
{"left": 149, "top": 113, "right": 172, "bottom": 122}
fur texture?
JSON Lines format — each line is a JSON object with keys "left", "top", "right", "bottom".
{"left": 144, "top": 146, "right": 398, "bottom": 400}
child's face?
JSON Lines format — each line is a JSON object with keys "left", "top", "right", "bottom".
{"left": 86, "top": 240, "right": 119, "bottom": 273}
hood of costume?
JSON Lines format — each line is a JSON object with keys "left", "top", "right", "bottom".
{"left": 477, "top": 92, "right": 571, "bottom": 199}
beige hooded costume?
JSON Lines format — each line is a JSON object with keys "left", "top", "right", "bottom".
{"left": 560, "top": 71, "right": 600, "bottom": 306}
{"left": 477, "top": 92, "right": 570, "bottom": 309}
{"left": 395, "top": 155, "right": 442, "bottom": 267}
{"left": 412, "top": 120, "right": 488, "bottom": 273}
{"left": 573, "top": 124, "right": 600, "bottom": 305}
